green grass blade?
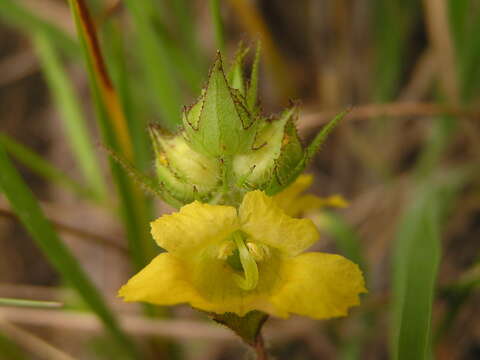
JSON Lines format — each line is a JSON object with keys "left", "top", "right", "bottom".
{"left": 0, "top": 298, "right": 61, "bottom": 309}
{"left": 69, "top": 0, "right": 155, "bottom": 268}
{"left": 0, "top": 0, "right": 78, "bottom": 57}
{"left": 321, "top": 212, "right": 366, "bottom": 272}
{"left": 391, "top": 174, "right": 465, "bottom": 360}
{"left": 372, "top": 0, "right": 419, "bottom": 101}
{"left": 170, "top": 0, "right": 202, "bottom": 65}
{"left": 34, "top": 32, "right": 106, "bottom": 200}
{"left": 0, "top": 142, "right": 138, "bottom": 359}
{"left": 0, "top": 332, "right": 26, "bottom": 360}
{"left": 101, "top": 21, "right": 152, "bottom": 172}
{"left": 123, "top": 0, "right": 184, "bottom": 131}
{"left": 0, "top": 133, "right": 96, "bottom": 201}
{"left": 448, "top": 1, "right": 480, "bottom": 101}
{"left": 391, "top": 191, "right": 440, "bottom": 360}
{"left": 209, "top": 0, "right": 225, "bottom": 52}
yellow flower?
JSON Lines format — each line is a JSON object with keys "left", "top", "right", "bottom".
{"left": 273, "top": 174, "right": 348, "bottom": 217}
{"left": 119, "top": 190, "right": 365, "bottom": 319}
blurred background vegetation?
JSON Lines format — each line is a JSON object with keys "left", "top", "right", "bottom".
{"left": 0, "top": 0, "right": 479, "bottom": 359}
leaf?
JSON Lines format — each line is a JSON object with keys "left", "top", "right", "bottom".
{"left": 0, "top": 142, "right": 139, "bottom": 359}
{"left": 211, "top": 311, "right": 268, "bottom": 346}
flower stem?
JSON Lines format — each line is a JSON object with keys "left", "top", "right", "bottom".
{"left": 254, "top": 333, "right": 269, "bottom": 360}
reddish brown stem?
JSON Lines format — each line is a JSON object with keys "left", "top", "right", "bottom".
{"left": 254, "top": 333, "right": 269, "bottom": 360}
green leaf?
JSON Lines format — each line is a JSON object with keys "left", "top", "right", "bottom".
{"left": 0, "top": 141, "right": 138, "bottom": 359}
{"left": 34, "top": 32, "right": 106, "bottom": 200}
{"left": 211, "top": 311, "right": 268, "bottom": 346}
{"left": 0, "top": 133, "right": 96, "bottom": 201}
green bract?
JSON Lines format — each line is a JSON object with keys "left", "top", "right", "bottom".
{"left": 147, "top": 45, "right": 344, "bottom": 207}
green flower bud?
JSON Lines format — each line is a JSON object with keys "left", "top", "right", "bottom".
{"left": 138, "top": 45, "right": 344, "bottom": 207}
{"left": 183, "top": 53, "right": 257, "bottom": 157}
{"left": 149, "top": 125, "right": 221, "bottom": 204}
{"left": 233, "top": 107, "right": 304, "bottom": 192}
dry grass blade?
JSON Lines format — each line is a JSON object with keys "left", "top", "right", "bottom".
{"left": 0, "top": 319, "right": 75, "bottom": 360}
{"left": 422, "top": 0, "right": 460, "bottom": 103}
{"left": 68, "top": 0, "right": 133, "bottom": 160}
{"left": 299, "top": 102, "right": 480, "bottom": 132}
{"left": 0, "top": 207, "right": 127, "bottom": 254}
{"left": 226, "top": 0, "right": 294, "bottom": 100}
{"left": 0, "top": 308, "right": 234, "bottom": 341}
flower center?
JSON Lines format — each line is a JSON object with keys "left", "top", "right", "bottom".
{"left": 217, "top": 231, "right": 270, "bottom": 291}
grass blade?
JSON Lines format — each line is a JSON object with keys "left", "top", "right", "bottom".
{"left": 209, "top": 0, "right": 225, "bottom": 52}
{"left": 321, "top": 212, "right": 366, "bottom": 272}
{"left": 68, "top": 0, "right": 155, "bottom": 269}
{"left": 0, "top": 298, "right": 61, "bottom": 309}
{"left": 123, "top": 0, "right": 184, "bottom": 131}
{"left": 68, "top": 0, "right": 133, "bottom": 160}
{"left": 0, "top": 332, "right": 26, "bottom": 360}
{"left": 0, "top": 142, "right": 138, "bottom": 358}
{"left": 0, "top": 0, "right": 78, "bottom": 57}
{"left": 0, "top": 133, "right": 96, "bottom": 201}
{"left": 391, "top": 174, "right": 465, "bottom": 360}
{"left": 34, "top": 32, "right": 106, "bottom": 200}
{"left": 372, "top": 0, "right": 419, "bottom": 101}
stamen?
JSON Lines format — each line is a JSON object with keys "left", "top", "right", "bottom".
{"left": 217, "top": 241, "right": 235, "bottom": 260}
{"left": 247, "top": 242, "right": 264, "bottom": 261}
{"left": 232, "top": 233, "right": 259, "bottom": 290}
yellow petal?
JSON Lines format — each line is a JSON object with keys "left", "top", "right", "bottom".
{"left": 273, "top": 174, "right": 314, "bottom": 216}
{"left": 119, "top": 253, "right": 288, "bottom": 317}
{"left": 151, "top": 201, "right": 238, "bottom": 257}
{"left": 186, "top": 250, "right": 287, "bottom": 316}
{"left": 270, "top": 252, "right": 366, "bottom": 319}
{"left": 118, "top": 253, "right": 204, "bottom": 306}
{"left": 239, "top": 190, "right": 319, "bottom": 255}
{"left": 273, "top": 174, "right": 348, "bottom": 217}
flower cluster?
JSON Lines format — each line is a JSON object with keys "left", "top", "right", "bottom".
{"left": 119, "top": 47, "right": 366, "bottom": 320}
